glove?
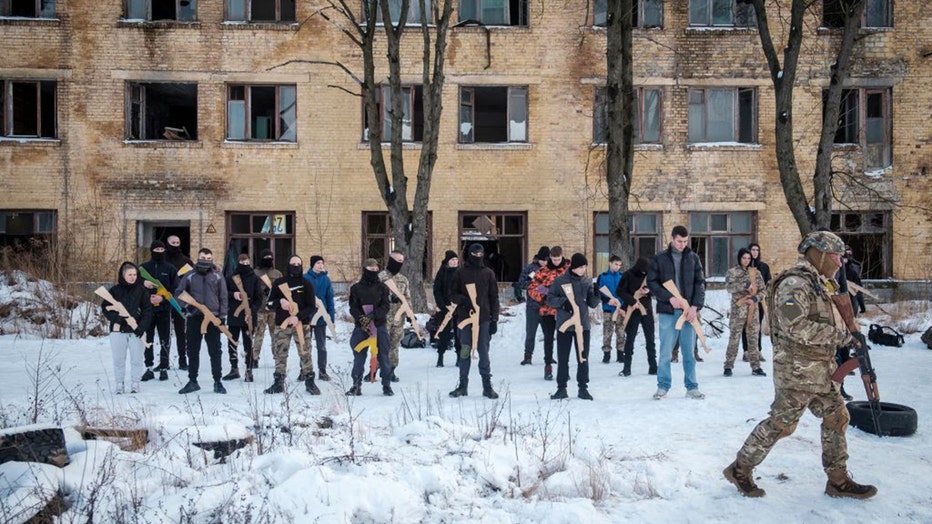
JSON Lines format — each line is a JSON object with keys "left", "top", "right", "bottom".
{"left": 562, "top": 300, "right": 574, "bottom": 313}
{"left": 390, "top": 294, "right": 402, "bottom": 304}
{"left": 358, "top": 315, "right": 371, "bottom": 332}
{"left": 536, "top": 285, "right": 549, "bottom": 295}
{"left": 489, "top": 321, "right": 498, "bottom": 335}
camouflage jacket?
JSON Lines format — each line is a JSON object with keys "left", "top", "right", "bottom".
{"left": 725, "top": 265, "right": 766, "bottom": 305}
{"left": 767, "top": 258, "right": 852, "bottom": 393}
{"left": 379, "top": 270, "right": 410, "bottom": 326}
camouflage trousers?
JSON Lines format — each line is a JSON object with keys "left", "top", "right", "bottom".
{"left": 253, "top": 310, "right": 276, "bottom": 363}
{"left": 736, "top": 385, "right": 850, "bottom": 475}
{"left": 272, "top": 324, "right": 314, "bottom": 376}
{"left": 602, "top": 311, "right": 625, "bottom": 354}
{"left": 386, "top": 317, "right": 404, "bottom": 369}
{"left": 725, "top": 303, "right": 760, "bottom": 369}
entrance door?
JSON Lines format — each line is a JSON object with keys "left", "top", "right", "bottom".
{"left": 137, "top": 221, "right": 191, "bottom": 262}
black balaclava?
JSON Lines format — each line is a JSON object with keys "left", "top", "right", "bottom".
{"left": 387, "top": 256, "right": 404, "bottom": 276}
{"left": 259, "top": 249, "right": 274, "bottom": 269}
{"left": 195, "top": 259, "right": 212, "bottom": 274}
{"left": 150, "top": 240, "right": 166, "bottom": 263}
{"left": 287, "top": 257, "right": 303, "bottom": 278}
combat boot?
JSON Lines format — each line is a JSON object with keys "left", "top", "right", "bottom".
{"left": 723, "top": 460, "right": 765, "bottom": 498}
{"left": 616, "top": 350, "right": 623, "bottom": 363}
{"left": 544, "top": 364, "right": 553, "bottom": 381}
{"left": 305, "top": 377, "right": 321, "bottom": 395}
{"left": 481, "top": 375, "right": 499, "bottom": 399}
{"left": 345, "top": 379, "right": 362, "bottom": 396}
{"left": 825, "top": 470, "right": 877, "bottom": 499}
{"left": 602, "top": 352, "right": 611, "bottom": 364}
{"left": 449, "top": 378, "right": 468, "bottom": 398}
{"left": 264, "top": 373, "right": 285, "bottom": 394}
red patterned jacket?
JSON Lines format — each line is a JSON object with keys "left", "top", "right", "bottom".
{"left": 527, "top": 258, "right": 569, "bottom": 317}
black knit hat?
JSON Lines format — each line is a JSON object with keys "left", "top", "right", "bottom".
{"left": 632, "top": 257, "right": 650, "bottom": 275}
{"left": 569, "top": 253, "right": 588, "bottom": 270}
{"left": 150, "top": 239, "right": 165, "bottom": 251}
{"left": 469, "top": 243, "right": 485, "bottom": 256}
{"left": 535, "top": 246, "right": 550, "bottom": 261}
{"left": 310, "top": 255, "right": 324, "bottom": 267}
{"left": 443, "top": 250, "right": 458, "bottom": 264}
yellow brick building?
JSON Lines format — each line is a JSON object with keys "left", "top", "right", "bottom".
{"left": 1, "top": 0, "right": 929, "bottom": 284}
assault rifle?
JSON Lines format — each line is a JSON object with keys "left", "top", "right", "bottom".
{"left": 456, "top": 283, "right": 480, "bottom": 359}
{"left": 138, "top": 266, "right": 183, "bottom": 316}
{"left": 95, "top": 286, "right": 139, "bottom": 331}
{"left": 558, "top": 283, "right": 587, "bottom": 363}
{"left": 830, "top": 293, "right": 882, "bottom": 435}
{"left": 383, "top": 278, "right": 424, "bottom": 342}
{"left": 661, "top": 280, "right": 711, "bottom": 353}
{"left": 435, "top": 304, "right": 458, "bottom": 334}
{"left": 277, "top": 283, "right": 305, "bottom": 349}
{"left": 176, "top": 290, "right": 238, "bottom": 347}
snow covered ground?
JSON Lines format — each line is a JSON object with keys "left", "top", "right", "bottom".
{"left": 0, "top": 290, "right": 930, "bottom": 523}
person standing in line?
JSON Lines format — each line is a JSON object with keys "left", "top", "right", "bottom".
{"left": 448, "top": 243, "right": 500, "bottom": 399}
{"left": 742, "top": 242, "right": 772, "bottom": 363}
{"left": 843, "top": 245, "right": 866, "bottom": 315}
{"left": 546, "top": 253, "right": 600, "bottom": 400}
{"left": 527, "top": 246, "right": 569, "bottom": 381}
{"left": 616, "top": 257, "right": 656, "bottom": 376}
{"left": 723, "top": 231, "right": 877, "bottom": 500}
{"left": 264, "top": 255, "right": 319, "bottom": 395}
{"left": 346, "top": 258, "right": 394, "bottom": 396}
{"left": 647, "top": 225, "right": 706, "bottom": 400}
{"left": 225, "top": 253, "right": 263, "bottom": 382}
{"left": 304, "top": 255, "right": 336, "bottom": 381}
{"left": 596, "top": 255, "right": 625, "bottom": 364}
{"left": 253, "top": 248, "right": 282, "bottom": 369}
{"left": 175, "top": 248, "right": 229, "bottom": 395}
{"left": 165, "top": 235, "right": 193, "bottom": 370}
{"left": 723, "top": 248, "right": 767, "bottom": 377}
{"left": 432, "top": 250, "right": 460, "bottom": 367}
{"left": 379, "top": 250, "right": 410, "bottom": 383}
{"left": 519, "top": 246, "right": 549, "bottom": 365}
{"left": 102, "top": 261, "right": 152, "bottom": 394}
{"left": 139, "top": 240, "right": 177, "bottom": 382}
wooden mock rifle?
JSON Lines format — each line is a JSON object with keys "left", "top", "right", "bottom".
{"left": 383, "top": 278, "right": 424, "bottom": 342}
{"left": 177, "top": 263, "right": 194, "bottom": 277}
{"left": 137, "top": 266, "right": 183, "bottom": 316}
{"left": 231, "top": 274, "right": 253, "bottom": 329}
{"left": 277, "top": 283, "right": 305, "bottom": 349}
{"left": 352, "top": 304, "right": 379, "bottom": 382}
{"left": 95, "top": 286, "right": 139, "bottom": 331}
{"left": 620, "top": 277, "right": 650, "bottom": 332}
{"left": 435, "top": 304, "right": 458, "bottom": 334}
{"left": 558, "top": 283, "right": 587, "bottom": 363}
{"left": 456, "top": 283, "right": 480, "bottom": 359}
{"left": 830, "top": 292, "right": 882, "bottom": 435}
{"left": 661, "top": 280, "right": 710, "bottom": 353}
{"left": 310, "top": 297, "right": 338, "bottom": 340}
{"left": 258, "top": 273, "right": 273, "bottom": 290}
{"left": 598, "top": 285, "right": 624, "bottom": 323}
{"left": 176, "top": 290, "right": 238, "bottom": 347}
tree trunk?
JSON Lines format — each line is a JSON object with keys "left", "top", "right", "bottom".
{"left": 605, "top": 0, "right": 635, "bottom": 264}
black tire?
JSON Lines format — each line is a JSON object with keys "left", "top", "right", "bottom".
{"left": 0, "top": 426, "right": 69, "bottom": 467}
{"left": 847, "top": 401, "right": 918, "bottom": 437}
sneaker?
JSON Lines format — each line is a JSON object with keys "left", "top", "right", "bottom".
{"left": 752, "top": 368, "right": 767, "bottom": 377}
{"left": 115, "top": 384, "right": 125, "bottom": 395}
{"left": 159, "top": 370, "right": 168, "bottom": 381}
{"left": 578, "top": 389, "right": 593, "bottom": 401}
{"left": 652, "top": 388, "right": 668, "bottom": 400}
{"left": 382, "top": 385, "right": 394, "bottom": 396}
{"left": 318, "top": 371, "right": 331, "bottom": 382}
{"left": 724, "top": 368, "right": 733, "bottom": 377}
{"left": 222, "top": 369, "right": 240, "bottom": 381}
{"left": 213, "top": 381, "right": 227, "bottom": 394}
{"left": 130, "top": 382, "right": 139, "bottom": 394}
{"left": 723, "top": 461, "right": 766, "bottom": 498}
{"left": 544, "top": 364, "right": 553, "bottom": 381}
{"left": 520, "top": 356, "right": 532, "bottom": 366}
{"left": 141, "top": 369, "right": 155, "bottom": 382}
{"left": 550, "top": 388, "right": 568, "bottom": 400}
{"left": 178, "top": 381, "right": 200, "bottom": 394}
{"left": 686, "top": 389, "right": 706, "bottom": 400}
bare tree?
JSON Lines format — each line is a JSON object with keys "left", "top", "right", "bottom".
{"left": 605, "top": 0, "right": 635, "bottom": 263}
{"left": 748, "top": 0, "right": 866, "bottom": 235}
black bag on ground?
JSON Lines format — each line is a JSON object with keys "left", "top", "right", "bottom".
{"left": 401, "top": 328, "right": 425, "bottom": 348}
{"left": 426, "top": 310, "right": 445, "bottom": 342}
{"left": 868, "top": 324, "right": 904, "bottom": 347}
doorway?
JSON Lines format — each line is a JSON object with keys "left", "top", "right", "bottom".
{"left": 137, "top": 221, "right": 191, "bottom": 262}
{"left": 458, "top": 212, "right": 526, "bottom": 282}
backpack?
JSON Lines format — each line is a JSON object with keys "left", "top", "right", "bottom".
{"left": 868, "top": 324, "right": 904, "bottom": 347}
{"left": 401, "top": 328, "right": 426, "bottom": 349}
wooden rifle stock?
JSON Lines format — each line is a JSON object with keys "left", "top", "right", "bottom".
{"left": 277, "top": 283, "right": 305, "bottom": 349}
{"left": 456, "top": 283, "right": 480, "bottom": 358}
{"left": 661, "top": 280, "right": 710, "bottom": 353}
{"left": 384, "top": 278, "right": 424, "bottom": 341}
{"left": 176, "top": 290, "right": 238, "bottom": 347}
{"left": 231, "top": 274, "right": 253, "bottom": 328}
{"left": 598, "top": 285, "right": 623, "bottom": 323}
{"left": 310, "top": 297, "right": 338, "bottom": 340}
{"left": 95, "top": 286, "right": 139, "bottom": 331}
{"left": 558, "top": 283, "right": 587, "bottom": 363}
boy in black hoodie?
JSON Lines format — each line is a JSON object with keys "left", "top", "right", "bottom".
{"left": 346, "top": 258, "right": 394, "bottom": 396}
{"left": 617, "top": 257, "right": 656, "bottom": 376}
{"left": 546, "top": 253, "right": 600, "bottom": 400}
{"left": 225, "top": 253, "right": 264, "bottom": 382}
{"left": 140, "top": 240, "right": 177, "bottom": 381}
{"left": 265, "top": 255, "right": 319, "bottom": 395}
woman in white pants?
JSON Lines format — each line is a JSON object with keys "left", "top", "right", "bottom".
{"left": 101, "top": 262, "right": 153, "bottom": 394}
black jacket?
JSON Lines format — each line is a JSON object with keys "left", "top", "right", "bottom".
{"left": 268, "top": 275, "right": 317, "bottom": 326}
{"left": 227, "top": 266, "right": 264, "bottom": 327}
{"left": 176, "top": 267, "right": 228, "bottom": 318}
{"left": 432, "top": 265, "right": 457, "bottom": 308}
{"left": 546, "top": 271, "right": 600, "bottom": 331}
{"left": 139, "top": 259, "right": 178, "bottom": 316}
{"left": 844, "top": 258, "right": 863, "bottom": 286}
{"left": 166, "top": 247, "right": 193, "bottom": 276}
{"left": 750, "top": 257, "right": 772, "bottom": 284}
{"left": 617, "top": 266, "right": 652, "bottom": 313}
{"left": 449, "top": 256, "right": 500, "bottom": 323}
{"left": 101, "top": 262, "right": 153, "bottom": 336}
{"left": 647, "top": 244, "right": 706, "bottom": 315}
{"left": 349, "top": 270, "right": 390, "bottom": 328}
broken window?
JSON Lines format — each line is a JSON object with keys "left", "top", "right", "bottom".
{"left": 227, "top": 84, "right": 296, "bottom": 142}
{"left": 1, "top": 80, "right": 56, "bottom": 139}
{"left": 831, "top": 211, "right": 890, "bottom": 278}
{"left": 226, "top": 0, "right": 295, "bottom": 22}
{"left": 823, "top": 0, "right": 891, "bottom": 28}
{"left": 459, "top": 86, "right": 527, "bottom": 144}
{"left": 1, "top": 0, "right": 55, "bottom": 17}
{"left": 594, "top": 0, "right": 662, "bottom": 28}
{"left": 593, "top": 212, "right": 660, "bottom": 274}
{"left": 689, "top": 0, "right": 755, "bottom": 27}
{"left": 688, "top": 87, "right": 756, "bottom": 143}
{"left": 362, "top": 85, "right": 424, "bottom": 142}
{"left": 226, "top": 212, "right": 295, "bottom": 275}
{"left": 458, "top": 212, "right": 523, "bottom": 282}
{"left": 458, "top": 0, "right": 526, "bottom": 26}
{"left": 361, "top": 0, "right": 431, "bottom": 25}
{"left": 124, "top": 0, "right": 196, "bottom": 21}
{"left": 593, "top": 86, "right": 662, "bottom": 144}
{"left": 362, "top": 211, "right": 433, "bottom": 278}
{"left": 0, "top": 210, "right": 56, "bottom": 249}
{"left": 126, "top": 82, "right": 198, "bottom": 141}
{"left": 824, "top": 87, "right": 891, "bottom": 169}
{"left": 689, "top": 211, "right": 753, "bottom": 277}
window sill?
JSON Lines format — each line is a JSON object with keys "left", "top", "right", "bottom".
{"left": 591, "top": 143, "right": 664, "bottom": 150}
{"left": 816, "top": 26, "right": 894, "bottom": 35}
{"left": 589, "top": 25, "right": 664, "bottom": 32}
{"left": 0, "top": 16, "right": 60, "bottom": 26}
{"left": 124, "top": 139, "right": 202, "bottom": 148}
{"left": 685, "top": 26, "right": 757, "bottom": 33}
{"left": 221, "top": 21, "right": 299, "bottom": 30}
{"left": 455, "top": 142, "right": 532, "bottom": 151}
{"left": 453, "top": 25, "right": 531, "bottom": 33}
{"left": 832, "top": 144, "right": 860, "bottom": 152}
{"left": 117, "top": 20, "right": 201, "bottom": 29}
{"left": 0, "top": 137, "right": 60, "bottom": 146}
{"left": 222, "top": 140, "right": 298, "bottom": 149}
{"left": 357, "top": 142, "right": 423, "bottom": 150}
{"left": 687, "top": 142, "right": 761, "bottom": 151}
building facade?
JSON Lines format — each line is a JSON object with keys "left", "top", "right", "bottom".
{"left": 2, "top": 0, "right": 930, "bottom": 284}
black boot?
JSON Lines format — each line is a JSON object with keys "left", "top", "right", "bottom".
{"left": 346, "top": 379, "right": 362, "bottom": 396}
{"left": 141, "top": 369, "right": 155, "bottom": 382}
{"left": 622, "top": 356, "right": 632, "bottom": 376}
{"left": 222, "top": 367, "right": 240, "bottom": 381}
{"left": 481, "top": 375, "right": 499, "bottom": 399}
{"left": 449, "top": 378, "right": 468, "bottom": 398}
{"left": 616, "top": 350, "right": 623, "bottom": 363}
{"left": 382, "top": 385, "right": 394, "bottom": 396}
{"left": 601, "top": 352, "right": 611, "bottom": 364}
{"left": 264, "top": 373, "right": 285, "bottom": 394}
{"left": 550, "top": 387, "right": 568, "bottom": 400}
{"left": 436, "top": 351, "right": 444, "bottom": 368}
{"left": 305, "top": 377, "right": 320, "bottom": 395}
{"left": 520, "top": 353, "right": 532, "bottom": 365}
{"left": 244, "top": 369, "right": 253, "bottom": 383}
{"left": 578, "top": 388, "right": 593, "bottom": 400}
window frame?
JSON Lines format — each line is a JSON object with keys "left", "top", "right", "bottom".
{"left": 226, "top": 84, "right": 297, "bottom": 142}
{"left": 1, "top": 79, "right": 57, "bottom": 139}
{"left": 226, "top": 0, "right": 296, "bottom": 22}
{"left": 1, "top": 0, "right": 55, "bottom": 17}
{"left": 592, "top": 211, "right": 661, "bottom": 274}
{"left": 457, "top": 0, "right": 527, "bottom": 27}
{"left": 458, "top": 85, "right": 528, "bottom": 144}
{"left": 687, "top": 87, "right": 757, "bottom": 144}
{"left": 831, "top": 211, "right": 891, "bottom": 278}
{"left": 124, "top": 0, "right": 197, "bottom": 21}
{"left": 688, "top": 211, "right": 755, "bottom": 277}
{"left": 822, "top": 0, "right": 892, "bottom": 29}
{"left": 825, "top": 87, "right": 892, "bottom": 169}
{"left": 593, "top": 86, "right": 663, "bottom": 145}
{"left": 0, "top": 209, "right": 57, "bottom": 250}
{"left": 361, "top": 0, "right": 431, "bottom": 25}
{"left": 362, "top": 85, "right": 424, "bottom": 143}
{"left": 362, "top": 211, "right": 433, "bottom": 278}
{"left": 225, "top": 211, "right": 295, "bottom": 272}
{"left": 593, "top": 0, "right": 662, "bottom": 28}
{"left": 124, "top": 81, "right": 198, "bottom": 141}
{"left": 688, "top": 0, "right": 756, "bottom": 28}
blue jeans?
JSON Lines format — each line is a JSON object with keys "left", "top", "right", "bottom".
{"left": 657, "top": 313, "right": 698, "bottom": 391}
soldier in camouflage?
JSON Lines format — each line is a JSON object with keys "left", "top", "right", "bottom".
{"left": 379, "top": 250, "right": 410, "bottom": 383}
{"left": 723, "top": 248, "right": 767, "bottom": 377}
{"left": 723, "top": 230, "right": 877, "bottom": 499}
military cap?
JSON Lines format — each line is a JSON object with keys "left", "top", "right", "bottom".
{"left": 797, "top": 230, "right": 845, "bottom": 255}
